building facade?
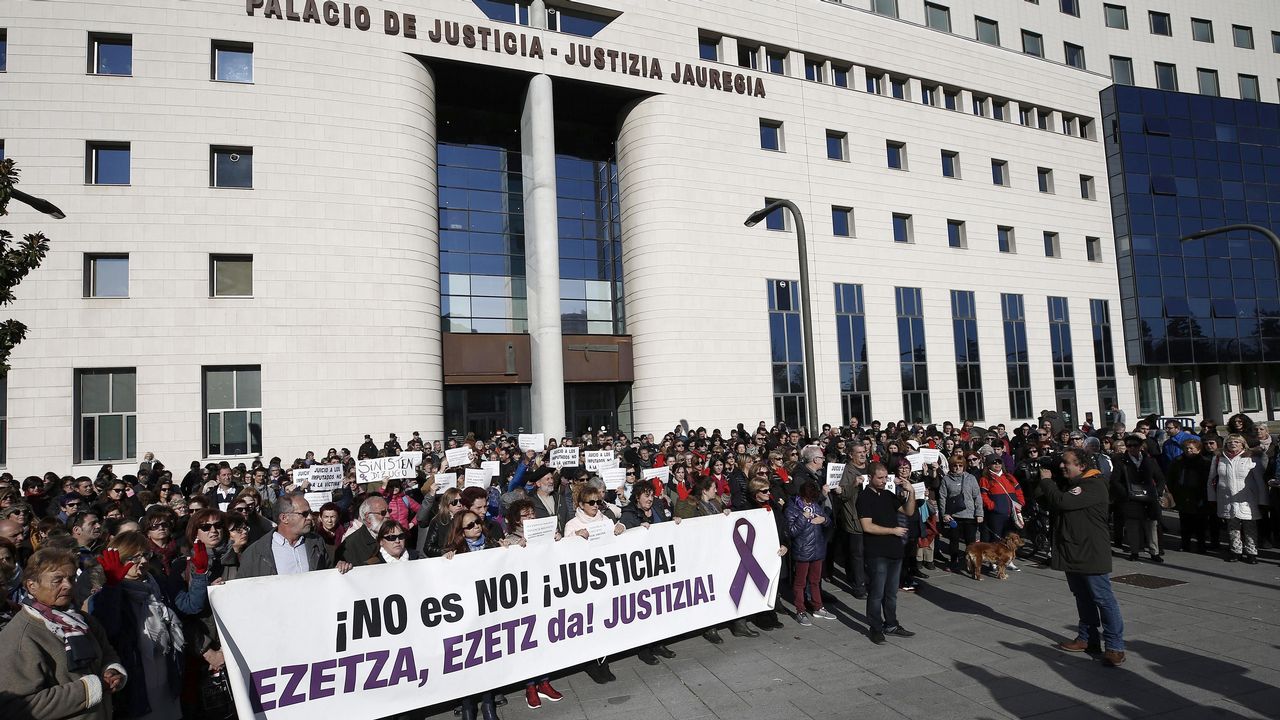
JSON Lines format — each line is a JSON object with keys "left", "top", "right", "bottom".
{"left": 0, "top": 0, "right": 1277, "bottom": 472}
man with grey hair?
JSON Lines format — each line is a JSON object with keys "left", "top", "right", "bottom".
{"left": 787, "top": 444, "right": 826, "bottom": 496}
{"left": 335, "top": 494, "right": 390, "bottom": 565}
{"left": 1083, "top": 436, "right": 1114, "bottom": 481}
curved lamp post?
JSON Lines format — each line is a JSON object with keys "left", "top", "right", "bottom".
{"left": 746, "top": 199, "right": 819, "bottom": 435}
{"left": 8, "top": 188, "right": 66, "bottom": 219}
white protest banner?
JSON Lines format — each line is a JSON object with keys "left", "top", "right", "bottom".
{"left": 402, "top": 451, "right": 424, "bottom": 468}
{"left": 518, "top": 433, "right": 545, "bottom": 452}
{"left": 550, "top": 447, "right": 580, "bottom": 468}
{"left": 599, "top": 468, "right": 627, "bottom": 490}
{"left": 825, "top": 463, "right": 845, "bottom": 488}
{"left": 918, "top": 448, "right": 941, "bottom": 464}
{"left": 481, "top": 461, "right": 500, "bottom": 479}
{"left": 210, "top": 511, "right": 782, "bottom": 720}
{"left": 641, "top": 467, "right": 670, "bottom": 485}
{"left": 444, "top": 447, "right": 473, "bottom": 468}
{"left": 464, "top": 469, "right": 491, "bottom": 489}
{"left": 433, "top": 474, "right": 454, "bottom": 495}
{"left": 356, "top": 456, "right": 416, "bottom": 485}
{"left": 583, "top": 450, "right": 614, "bottom": 472}
{"left": 520, "top": 516, "right": 557, "bottom": 546}
{"left": 309, "top": 465, "right": 345, "bottom": 492}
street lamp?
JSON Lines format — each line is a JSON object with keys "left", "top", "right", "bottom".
{"left": 8, "top": 188, "right": 67, "bottom": 220}
{"left": 1178, "top": 223, "right": 1280, "bottom": 425}
{"left": 745, "top": 199, "right": 819, "bottom": 435}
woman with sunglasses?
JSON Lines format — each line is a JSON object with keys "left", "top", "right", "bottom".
{"left": 420, "top": 487, "right": 464, "bottom": 558}
{"left": 180, "top": 509, "right": 238, "bottom": 719}
{"left": 563, "top": 486, "right": 625, "bottom": 540}
{"left": 442, "top": 510, "right": 507, "bottom": 720}
{"left": 365, "top": 520, "right": 420, "bottom": 564}
{"left": 746, "top": 475, "right": 789, "bottom": 630}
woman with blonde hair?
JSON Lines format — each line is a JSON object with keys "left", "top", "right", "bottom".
{"left": 1210, "top": 433, "right": 1269, "bottom": 564}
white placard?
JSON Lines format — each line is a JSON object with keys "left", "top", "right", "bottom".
{"left": 600, "top": 468, "right": 627, "bottom": 489}
{"left": 886, "top": 478, "right": 897, "bottom": 493}
{"left": 919, "top": 448, "right": 941, "bottom": 464}
{"left": 584, "top": 519, "right": 612, "bottom": 543}
{"left": 912, "top": 481, "right": 927, "bottom": 500}
{"left": 583, "top": 450, "right": 614, "bottom": 472}
{"left": 907, "top": 454, "right": 926, "bottom": 472}
{"left": 520, "top": 516, "right": 557, "bottom": 545}
{"left": 292, "top": 467, "right": 313, "bottom": 486}
{"left": 445, "top": 447, "right": 473, "bottom": 467}
{"left": 825, "top": 463, "right": 845, "bottom": 488}
{"left": 433, "top": 473, "right": 454, "bottom": 494}
{"left": 642, "top": 467, "right": 670, "bottom": 485}
{"left": 309, "top": 464, "right": 345, "bottom": 492}
{"left": 304, "top": 492, "right": 331, "bottom": 512}
{"left": 595, "top": 458, "right": 620, "bottom": 471}
{"left": 356, "top": 456, "right": 416, "bottom": 485}
{"left": 550, "top": 447, "right": 580, "bottom": 468}
{"left": 481, "top": 461, "right": 500, "bottom": 479}
{"left": 402, "top": 451, "right": 424, "bottom": 468}
{"left": 464, "top": 468, "right": 491, "bottom": 488}
{"left": 518, "top": 433, "right": 545, "bottom": 452}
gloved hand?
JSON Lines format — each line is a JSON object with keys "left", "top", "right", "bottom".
{"left": 99, "top": 549, "right": 133, "bottom": 587}
{"left": 190, "top": 541, "right": 210, "bottom": 575}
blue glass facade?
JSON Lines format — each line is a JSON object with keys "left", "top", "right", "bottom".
{"left": 1102, "top": 85, "right": 1280, "bottom": 367}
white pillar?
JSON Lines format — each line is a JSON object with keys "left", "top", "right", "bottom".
{"left": 521, "top": 74, "right": 566, "bottom": 438}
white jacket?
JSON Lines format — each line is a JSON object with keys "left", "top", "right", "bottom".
{"left": 1210, "top": 451, "right": 1270, "bottom": 520}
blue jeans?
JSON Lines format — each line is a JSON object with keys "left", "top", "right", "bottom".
{"left": 1064, "top": 572, "right": 1124, "bottom": 652}
{"left": 865, "top": 555, "right": 903, "bottom": 633}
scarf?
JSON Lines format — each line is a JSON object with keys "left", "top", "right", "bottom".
{"left": 379, "top": 548, "right": 410, "bottom": 563}
{"left": 466, "top": 535, "right": 488, "bottom": 552}
{"left": 23, "top": 597, "right": 89, "bottom": 641}
{"left": 121, "top": 575, "right": 185, "bottom": 657}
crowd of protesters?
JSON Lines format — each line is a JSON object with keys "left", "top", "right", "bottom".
{"left": 0, "top": 407, "right": 1275, "bottom": 719}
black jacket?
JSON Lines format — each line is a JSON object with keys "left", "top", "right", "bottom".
{"left": 1110, "top": 452, "right": 1166, "bottom": 520}
{"left": 336, "top": 525, "right": 380, "bottom": 565}
{"left": 1037, "top": 470, "right": 1112, "bottom": 574}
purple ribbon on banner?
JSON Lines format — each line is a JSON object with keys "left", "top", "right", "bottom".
{"left": 728, "top": 518, "right": 769, "bottom": 608}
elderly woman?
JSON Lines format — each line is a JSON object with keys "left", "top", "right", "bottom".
{"left": 0, "top": 549, "right": 127, "bottom": 719}
{"left": 1167, "top": 438, "right": 1212, "bottom": 553}
{"left": 364, "top": 520, "right": 420, "bottom": 564}
{"left": 563, "top": 485, "right": 626, "bottom": 540}
{"left": 1211, "top": 433, "right": 1269, "bottom": 564}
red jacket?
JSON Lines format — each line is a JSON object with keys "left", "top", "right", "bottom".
{"left": 979, "top": 472, "right": 1024, "bottom": 513}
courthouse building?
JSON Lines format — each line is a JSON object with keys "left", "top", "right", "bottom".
{"left": 1, "top": 0, "right": 1278, "bottom": 471}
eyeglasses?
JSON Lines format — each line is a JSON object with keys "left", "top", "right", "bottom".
{"left": 582, "top": 499, "right": 602, "bottom": 507}
{"left": 967, "top": 457, "right": 980, "bottom": 462}
{"left": 284, "top": 510, "right": 313, "bottom": 518}
{"left": 368, "top": 509, "right": 390, "bottom": 517}
{"left": 448, "top": 499, "right": 462, "bottom": 506}
{"left": 197, "top": 523, "right": 222, "bottom": 532}
{"left": 461, "top": 520, "right": 481, "bottom": 531}
{"left": 110, "top": 487, "right": 125, "bottom": 493}
{"left": 149, "top": 522, "right": 172, "bottom": 530}
{"left": 381, "top": 533, "right": 406, "bottom": 542}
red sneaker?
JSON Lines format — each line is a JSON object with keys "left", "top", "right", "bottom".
{"left": 525, "top": 685, "right": 542, "bottom": 709}
{"left": 536, "top": 681, "right": 563, "bottom": 702}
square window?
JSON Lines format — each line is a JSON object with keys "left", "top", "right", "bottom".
{"left": 759, "top": 119, "right": 783, "bottom": 151}
{"left": 1110, "top": 56, "right": 1134, "bottom": 85}
{"left": 204, "top": 366, "right": 262, "bottom": 457}
{"left": 84, "top": 254, "right": 129, "bottom": 298}
{"left": 1149, "top": 11, "right": 1171, "bottom": 36}
{"left": 941, "top": 150, "right": 959, "bottom": 178}
{"left": 85, "top": 142, "right": 130, "bottom": 185}
{"left": 1232, "top": 25, "right": 1253, "bottom": 49}
{"left": 212, "top": 41, "right": 253, "bottom": 82}
{"left": 1103, "top": 4, "right": 1127, "bottom": 30}
{"left": 998, "top": 226, "right": 1015, "bottom": 253}
{"left": 737, "top": 44, "right": 759, "bottom": 69}
{"left": 1022, "top": 30, "right": 1044, "bottom": 57}
{"left": 872, "top": 0, "right": 898, "bottom": 17}
{"left": 892, "top": 213, "right": 913, "bottom": 243}
{"left": 1064, "top": 43, "right": 1085, "bottom": 69}
{"left": 1154, "top": 62, "right": 1178, "bottom": 91}
{"left": 924, "top": 3, "right": 951, "bottom": 32}
{"left": 1239, "top": 74, "right": 1260, "bottom": 101}
{"left": 833, "top": 65, "right": 849, "bottom": 87}
{"left": 1080, "top": 175, "right": 1095, "bottom": 199}
{"left": 832, "top": 206, "right": 853, "bottom": 237}
{"left": 1059, "top": 0, "right": 1078, "bottom": 17}
{"left": 1191, "top": 18, "right": 1213, "bottom": 43}
{"left": 698, "top": 35, "right": 719, "bottom": 61}
{"left": 886, "top": 141, "right": 906, "bottom": 170}
{"left": 1197, "top": 68, "right": 1219, "bottom": 96}
{"left": 211, "top": 146, "right": 253, "bottom": 188}
{"left": 976, "top": 17, "right": 1000, "bottom": 46}
{"left": 211, "top": 255, "right": 253, "bottom": 297}
{"left": 1037, "top": 167, "right": 1054, "bottom": 193}
{"left": 1086, "top": 236, "right": 1102, "bottom": 262}
{"left": 947, "top": 219, "right": 966, "bottom": 248}
{"left": 88, "top": 33, "right": 132, "bottom": 76}
{"left": 804, "top": 57, "right": 823, "bottom": 82}
{"left": 75, "top": 369, "right": 137, "bottom": 463}
{"left": 766, "top": 50, "right": 785, "bottom": 74}
{"left": 992, "top": 159, "right": 1009, "bottom": 186}
{"left": 826, "top": 130, "right": 847, "bottom": 161}
{"left": 1043, "top": 231, "right": 1060, "bottom": 258}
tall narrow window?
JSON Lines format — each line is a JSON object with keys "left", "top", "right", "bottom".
{"left": 832, "top": 206, "right": 853, "bottom": 237}
{"left": 998, "top": 226, "right": 1015, "bottom": 253}
{"left": 204, "top": 366, "right": 262, "bottom": 457}
{"left": 1154, "top": 62, "right": 1178, "bottom": 91}
{"left": 766, "top": 50, "right": 785, "bottom": 74}
{"left": 1064, "top": 43, "right": 1086, "bottom": 69}
{"left": 947, "top": 219, "right": 966, "bottom": 248}
{"left": 737, "top": 45, "right": 759, "bottom": 69}
{"left": 1037, "top": 167, "right": 1054, "bottom": 193}
{"left": 886, "top": 141, "right": 906, "bottom": 170}
{"left": 1191, "top": 18, "right": 1213, "bottom": 43}
{"left": 1197, "top": 68, "right": 1219, "bottom": 96}
{"left": 924, "top": 3, "right": 951, "bottom": 32}
{"left": 0, "top": 29, "right": 7, "bottom": 73}
{"left": 1149, "top": 12, "right": 1171, "bottom": 37}
{"left": 1002, "top": 294, "right": 1032, "bottom": 419}
{"left": 698, "top": 36, "right": 719, "bottom": 61}
{"left": 952, "top": 290, "right": 984, "bottom": 421}
{"left": 975, "top": 17, "right": 1000, "bottom": 46}
{"left": 1239, "top": 74, "right": 1260, "bottom": 101}
{"left": 1136, "top": 369, "right": 1162, "bottom": 416}
{"left": 826, "top": 130, "right": 848, "bottom": 161}
{"left": 992, "top": 159, "right": 1009, "bottom": 186}
{"left": 941, "top": 150, "right": 959, "bottom": 178}
{"left": 805, "top": 57, "right": 823, "bottom": 82}
{"left": 1110, "top": 56, "right": 1134, "bottom": 85}
{"left": 1085, "top": 236, "right": 1102, "bottom": 262}
{"left": 1044, "top": 231, "right": 1060, "bottom": 258}
{"left": 1241, "top": 366, "right": 1262, "bottom": 412}
{"left": 833, "top": 65, "right": 849, "bottom": 87}
{"left": 992, "top": 100, "right": 1006, "bottom": 121}
{"left": 944, "top": 89, "right": 959, "bottom": 110}
{"left": 88, "top": 33, "right": 132, "bottom": 76}
{"left": 211, "top": 146, "right": 253, "bottom": 188}
{"left": 890, "top": 76, "right": 907, "bottom": 100}
{"left": 835, "top": 284, "right": 872, "bottom": 425}
{"left": 1048, "top": 296, "right": 1077, "bottom": 418}
{"left": 1022, "top": 30, "right": 1044, "bottom": 57}
{"left": 892, "top": 213, "right": 913, "bottom": 243}
{"left": 212, "top": 40, "right": 253, "bottom": 82}
{"left": 768, "top": 280, "right": 806, "bottom": 429}
{"left": 1090, "top": 299, "right": 1117, "bottom": 418}
{"left": 921, "top": 87, "right": 937, "bottom": 106}
{"left": 866, "top": 73, "right": 883, "bottom": 94}
{"left": 1173, "top": 368, "right": 1198, "bottom": 415}
{"left": 1273, "top": 31, "right": 1280, "bottom": 54}
{"left": 1080, "top": 175, "right": 1095, "bottom": 199}
{"left": 84, "top": 254, "right": 129, "bottom": 298}
{"left": 896, "top": 287, "right": 931, "bottom": 422}
{"left": 76, "top": 369, "right": 137, "bottom": 463}
{"left": 85, "top": 142, "right": 131, "bottom": 185}
{"left": 759, "top": 119, "right": 783, "bottom": 151}
{"left": 1103, "top": 4, "right": 1127, "bottom": 30}
{"left": 763, "top": 198, "right": 786, "bottom": 231}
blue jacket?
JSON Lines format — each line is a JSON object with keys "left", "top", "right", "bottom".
{"left": 1161, "top": 431, "right": 1199, "bottom": 469}
{"left": 785, "top": 497, "right": 831, "bottom": 562}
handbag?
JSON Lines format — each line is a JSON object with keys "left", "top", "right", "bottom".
{"left": 1159, "top": 488, "right": 1176, "bottom": 510}
{"left": 199, "top": 669, "right": 236, "bottom": 720}
{"left": 1127, "top": 480, "right": 1151, "bottom": 501}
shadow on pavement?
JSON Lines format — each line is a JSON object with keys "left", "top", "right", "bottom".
{"left": 912, "top": 582, "right": 1062, "bottom": 643}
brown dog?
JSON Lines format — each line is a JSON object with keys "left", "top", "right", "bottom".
{"left": 965, "top": 533, "right": 1024, "bottom": 580}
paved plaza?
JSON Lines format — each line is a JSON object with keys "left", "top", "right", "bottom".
{"left": 466, "top": 544, "right": 1280, "bottom": 720}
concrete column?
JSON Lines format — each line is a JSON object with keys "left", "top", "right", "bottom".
{"left": 521, "top": 74, "right": 566, "bottom": 438}
{"left": 1200, "top": 365, "right": 1223, "bottom": 425}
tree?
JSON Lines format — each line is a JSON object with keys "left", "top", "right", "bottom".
{"left": 0, "top": 158, "right": 52, "bottom": 375}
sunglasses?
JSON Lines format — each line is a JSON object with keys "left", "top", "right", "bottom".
{"left": 449, "top": 499, "right": 462, "bottom": 506}
{"left": 149, "top": 522, "right": 172, "bottom": 530}
{"left": 381, "top": 533, "right": 406, "bottom": 542}
{"left": 582, "top": 499, "right": 602, "bottom": 507}
{"left": 110, "top": 487, "right": 125, "bottom": 493}
{"left": 197, "top": 523, "right": 222, "bottom": 532}
{"left": 461, "top": 520, "right": 480, "bottom": 531}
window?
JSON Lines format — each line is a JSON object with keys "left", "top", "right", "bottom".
{"left": 833, "top": 65, "right": 849, "bottom": 88}
{"left": 832, "top": 206, "right": 853, "bottom": 237}
{"left": 545, "top": 6, "right": 611, "bottom": 37}
{"left": 1103, "top": 4, "right": 1127, "bottom": 30}
{"left": 1239, "top": 74, "right": 1260, "bottom": 101}
{"left": 1110, "top": 56, "right": 1134, "bottom": 85}
{"left": 943, "top": 89, "right": 959, "bottom": 111}
{"left": 1019, "top": 107, "right": 1034, "bottom": 126}
{"left": 0, "top": 29, "right": 7, "bottom": 72}
{"left": 1036, "top": 109, "right": 1049, "bottom": 130}
{"left": 1059, "top": 0, "right": 1078, "bottom": 17}
{"left": 892, "top": 213, "right": 913, "bottom": 243}
{"left": 737, "top": 45, "right": 759, "bottom": 69}
{"left": 872, "top": 0, "right": 898, "bottom": 18}
{"left": 971, "top": 96, "right": 987, "bottom": 117}
{"left": 941, "top": 150, "right": 959, "bottom": 178}
{"left": 1154, "top": 62, "right": 1178, "bottom": 91}
{"left": 952, "top": 290, "right": 984, "bottom": 421}
{"left": 925, "top": 3, "right": 951, "bottom": 32}
{"left": 975, "top": 17, "right": 1000, "bottom": 46}
{"left": 1241, "top": 367, "right": 1262, "bottom": 412}
{"left": 1043, "top": 231, "right": 1060, "bottom": 257}
{"left": 84, "top": 254, "right": 129, "bottom": 298}
{"left": 1197, "top": 68, "right": 1219, "bottom": 96}
{"left": 896, "top": 287, "right": 931, "bottom": 423}
{"left": 767, "top": 281, "right": 806, "bottom": 429}
{"left": 997, "top": 225, "right": 1015, "bottom": 253}
{"left": 1149, "top": 12, "right": 1171, "bottom": 36}
{"left": 947, "top": 219, "right": 966, "bottom": 248}
{"left": 826, "top": 130, "right": 847, "bottom": 161}
{"left": 886, "top": 141, "right": 906, "bottom": 170}
{"left": 1136, "top": 369, "right": 1162, "bottom": 416}
{"left": 1048, "top": 297, "right": 1077, "bottom": 415}
{"left": 1191, "top": 18, "right": 1213, "bottom": 43}
{"left": 1232, "top": 25, "right": 1253, "bottom": 49}
{"left": 1090, "top": 300, "right": 1117, "bottom": 420}
{"left": 698, "top": 35, "right": 719, "bottom": 62}
{"left": 763, "top": 198, "right": 787, "bottom": 231}
{"left": 835, "top": 284, "right": 872, "bottom": 425}
{"left": 759, "top": 119, "right": 783, "bottom": 151}
{"left": 1273, "top": 31, "right": 1280, "bottom": 53}
{"left": 1037, "top": 167, "right": 1054, "bottom": 193}
{"left": 1173, "top": 369, "right": 1198, "bottom": 415}
{"left": 1064, "top": 43, "right": 1085, "bottom": 69}
{"left": 1022, "top": 30, "right": 1044, "bottom": 57}
{"left": 88, "top": 33, "right": 132, "bottom": 75}
{"left": 1085, "top": 236, "right": 1102, "bottom": 262}
{"left": 212, "top": 40, "right": 253, "bottom": 82}
{"left": 1002, "top": 294, "right": 1032, "bottom": 419}
{"left": 1079, "top": 175, "right": 1095, "bottom": 199}
{"left": 921, "top": 87, "right": 936, "bottom": 106}
{"left": 204, "top": 366, "right": 262, "bottom": 457}
{"left": 211, "top": 146, "right": 252, "bottom": 188}
{"left": 85, "top": 142, "right": 130, "bottom": 185}
{"left": 890, "top": 76, "right": 907, "bottom": 100}
{"left": 991, "top": 159, "right": 1008, "bottom": 186}
{"left": 804, "top": 57, "right": 823, "bottom": 82}
{"left": 766, "top": 49, "right": 785, "bottom": 75}
{"left": 992, "top": 100, "right": 1006, "bottom": 121}
{"left": 1062, "top": 116, "right": 1077, "bottom": 135}
{"left": 211, "top": 255, "right": 253, "bottom": 297}
{"left": 866, "top": 73, "right": 883, "bottom": 94}
{"left": 76, "top": 369, "right": 136, "bottom": 463}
